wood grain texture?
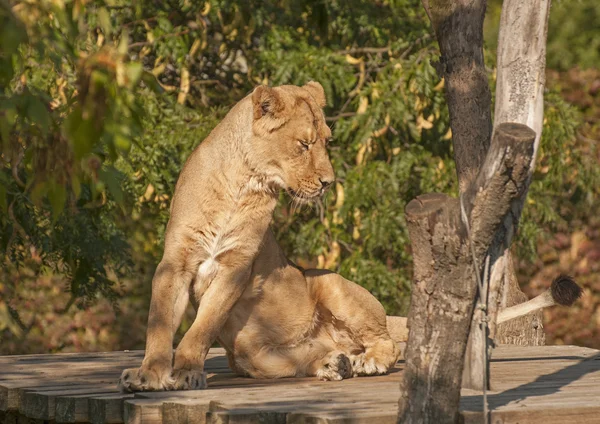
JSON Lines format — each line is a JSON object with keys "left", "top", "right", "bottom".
{"left": 0, "top": 346, "right": 597, "bottom": 423}
{"left": 492, "top": 0, "right": 553, "bottom": 347}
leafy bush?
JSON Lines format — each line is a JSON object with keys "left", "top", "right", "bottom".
{"left": 1, "top": 0, "right": 598, "bottom": 352}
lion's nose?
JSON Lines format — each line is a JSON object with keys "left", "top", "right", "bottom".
{"left": 319, "top": 177, "right": 334, "bottom": 191}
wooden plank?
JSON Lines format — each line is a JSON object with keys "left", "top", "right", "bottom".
{"left": 19, "top": 385, "right": 116, "bottom": 420}
{"left": 88, "top": 394, "right": 134, "bottom": 424}
{"left": 463, "top": 406, "right": 600, "bottom": 424}
{"left": 1, "top": 376, "right": 120, "bottom": 411}
{"left": 162, "top": 400, "right": 210, "bottom": 424}
{"left": 123, "top": 398, "right": 164, "bottom": 424}
{"left": 205, "top": 409, "right": 287, "bottom": 424}
{"left": 286, "top": 411, "right": 398, "bottom": 424}
{"left": 0, "top": 345, "right": 598, "bottom": 423}
{"left": 55, "top": 390, "right": 120, "bottom": 423}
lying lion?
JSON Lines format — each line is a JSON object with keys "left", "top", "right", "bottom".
{"left": 119, "top": 82, "right": 580, "bottom": 392}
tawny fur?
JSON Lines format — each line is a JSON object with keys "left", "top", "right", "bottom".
{"left": 119, "top": 82, "right": 401, "bottom": 392}
{"left": 117, "top": 82, "right": 573, "bottom": 392}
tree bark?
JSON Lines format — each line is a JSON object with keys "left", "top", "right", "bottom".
{"left": 398, "top": 123, "right": 535, "bottom": 424}
{"left": 421, "top": 0, "right": 552, "bottom": 391}
{"left": 492, "top": 0, "right": 552, "bottom": 346}
{"left": 421, "top": 0, "right": 492, "bottom": 193}
{"left": 464, "top": 0, "right": 552, "bottom": 387}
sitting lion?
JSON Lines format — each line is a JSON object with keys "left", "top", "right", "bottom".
{"left": 119, "top": 82, "right": 408, "bottom": 392}
{"left": 118, "top": 82, "right": 569, "bottom": 392}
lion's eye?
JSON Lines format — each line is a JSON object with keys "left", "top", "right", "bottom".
{"left": 299, "top": 140, "right": 310, "bottom": 150}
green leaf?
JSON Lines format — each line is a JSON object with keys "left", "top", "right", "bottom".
{"left": 0, "top": 101, "right": 16, "bottom": 146}
{"left": 71, "top": 175, "right": 81, "bottom": 199}
{"left": 141, "top": 71, "right": 164, "bottom": 94}
{"left": 48, "top": 181, "right": 67, "bottom": 220}
{"left": 99, "top": 166, "right": 125, "bottom": 207}
{"left": 0, "top": 18, "right": 26, "bottom": 56}
{"left": 114, "top": 134, "right": 131, "bottom": 152}
{"left": 118, "top": 30, "right": 129, "bottom": 54}
{"left": 97, "top": 7, "right": 112, "bottom": 36}
{"left": 30, "top": 181, "right": 48, "bottom": 206}
{"left": 64, "top": 107, "right": 97, "bottom": 160}
{"left": 0, "top": 184, "right": 7, "bottom": 214}
{"left": 126, "top": 62, "right": 143, "bottom": 88}
{"left": 27, "top": 97, "right": 51, "bottom": 134}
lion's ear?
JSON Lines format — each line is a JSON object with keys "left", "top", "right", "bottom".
{"left": 252, "top": 86, "right": 285, "bottom": 120}
{"left": 303, "top": 81, "right": 326, "bottom": 108}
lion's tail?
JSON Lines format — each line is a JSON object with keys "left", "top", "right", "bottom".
{"left": 386, "top": 316, "right": 409, "bottom": 343}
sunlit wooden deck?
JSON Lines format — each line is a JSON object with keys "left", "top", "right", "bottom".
{"left": 0, "top": 345, "right": 598, "bottom": 423}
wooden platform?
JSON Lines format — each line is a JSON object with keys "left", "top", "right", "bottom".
{"left": 0, "top": 345, "right": 598, "bottom": 423}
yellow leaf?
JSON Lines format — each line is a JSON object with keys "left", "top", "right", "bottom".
{"left": 323, "top": 241, "right": 341, "bottom": 269}
{"left": 357, "top": 96, "right": 368, "bottom": 114}
{"left": 116, "top": 62, "right": 126, "bottom": 86}
{"left": 143, "top": 21, "right": 155, "bottom": 42}
{"left": 332, "top": 211, "right": 343, "bottom": 225}
{"left": 345, "top": 54, "right": 363, "bottom": 65}
{"left": 143, "top": 184, "right": 154, "bottom": 201}
{"left": 356, "top": 142, "right": 367, "bottom": 165}
{"left": 189, "top": 39, "right": 202, "bottom": 57}
{"left": 201, "top": 2, "right": 211, "bottom": 16}
{"left": 443, "top": 127, "right": 452, "bottom": 140}
{"left": 372, "top": 116, "right": 390, "bottom": 138}
{"left": 352, "top": 209, "right": 362, "bottom": 240}
{"left": 177, "top": 67, "right": 190, "bottom": 104}
{"left": 317, "top": 254, "right": 325, "bottom": 269}
{"left": 416, "top": 115, "right": 433, "bottom": 130}
{"left": 334, "top": 182, "right": 345, "bottom": 210}
{"left": 414, "top": 97, "right": 423, "bottom": 113}
{"left": 434, "top": 78, "right": 445, "bottom": 91}
{"left": 152, "top": 62, "right": 166, "bottom": 77}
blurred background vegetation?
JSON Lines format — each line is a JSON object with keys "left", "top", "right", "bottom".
{"left": 0, "top": 0, "right": 598, "bottom": 354}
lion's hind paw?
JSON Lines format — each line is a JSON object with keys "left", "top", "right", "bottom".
{"left": 316, "top": 351, "right": 353, "bottom": 381}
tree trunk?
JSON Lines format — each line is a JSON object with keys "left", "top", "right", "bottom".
{"left": 420, "top": 0, "right": 552, "bottom": 390}
{"left": 464, "top": 0, "right": 552, "bottom": 388}
{"left": 421, "top": 0, "right": 491, "bottom": 193}
{"left": 398, "top": 123, "right": 535, "bottom": 424}
{"left": 492, "top": 0, "right": 552, "bottom": 346}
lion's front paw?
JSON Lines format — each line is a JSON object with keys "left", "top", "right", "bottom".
{"left": 316, "top": 351, "right": 353, "bottom": 381}
{"left": 348, "top": 353, "right": 389, "bottom": 377}
{"left": 118, "top": 366, "right": 175, "bottom": 392}
{"left": 170, "top": 369, "right": 207, "bottom": 390}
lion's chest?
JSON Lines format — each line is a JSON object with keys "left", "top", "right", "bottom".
{"left": 191, "top": 191, "right": 276, "bottom": 297}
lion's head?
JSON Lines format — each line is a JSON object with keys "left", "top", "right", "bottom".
{"left": 248, "top": 81, "right": 334, "bottom": 202}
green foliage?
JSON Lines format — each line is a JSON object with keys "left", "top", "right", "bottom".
{"left": 1, "top": 0, "right": 599, "bottom": 352}
{"left": 485, "top": 0, "right": 600, "bottom": 71}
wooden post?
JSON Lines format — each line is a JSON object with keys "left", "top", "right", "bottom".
{"left": 492, "top": 0, "right": 552, "bottom": 346}
{"left": 398, "top": 123, "right": 535, "bottom": 424}
{"left": 463, "top": 0, "right": 553, "bottom": 389}
{"left": 420, "top": 0, "right": 553, "bottom": 392}
{"left": 421, "top": 0, "right": 491, "bottom": 193}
